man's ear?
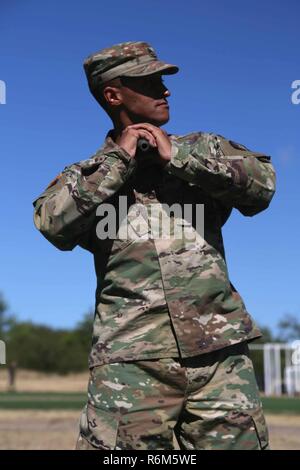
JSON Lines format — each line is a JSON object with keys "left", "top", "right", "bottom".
{"left": 103, "top": 86, "right": 123, "bottom": 107}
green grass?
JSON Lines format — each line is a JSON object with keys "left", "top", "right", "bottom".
{"left": 261, "top": 396, "right": 300, "bottom": 415}
{"left": 0, "top": 392, "right": 86, "bottom": 410}
{"left": 0, "top": 392, "right": 299, "bottom": 413}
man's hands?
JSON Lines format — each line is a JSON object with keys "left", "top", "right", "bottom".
{"left": 117, "top": 123, "right": 172, "bottom": 166}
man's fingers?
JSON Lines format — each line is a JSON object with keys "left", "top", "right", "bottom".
{"left": 134, "top": 129, "right": 157, "bottom": 147}
{"left": 129, "top": 123, "right": 160, "bottom": 135}
{"left": 129, "top": 123, "right": 168, "bottom": 141}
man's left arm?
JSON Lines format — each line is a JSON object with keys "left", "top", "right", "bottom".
{"left": 164, "top": 133, "right": 276, "bottom": 217}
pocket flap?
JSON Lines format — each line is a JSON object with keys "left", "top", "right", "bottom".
{"left": 248, "top": 407, "right": 269, "bottom": 450}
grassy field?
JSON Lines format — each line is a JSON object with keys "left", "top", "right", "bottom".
{"left": 261, "top": 396, "right": 300, "bottom": 415}
{"left": 0, "top": 392, "right": 85, "bottom": 409}
{"left": 1, "top": 391, "right": 299, "bottom": 414}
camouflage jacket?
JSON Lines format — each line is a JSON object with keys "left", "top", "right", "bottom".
{"left": 33, "top": 130, "right": 276, "bottom": 368}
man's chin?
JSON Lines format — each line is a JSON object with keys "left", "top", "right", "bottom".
{"left": 129, "top": 109, "right": 170, "bottom": 126}
{"left": 148, "top": 114, "right": 169, "bottom": 127}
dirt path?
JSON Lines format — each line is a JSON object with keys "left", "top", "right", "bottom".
{"left": 265, "top": 414, "right": 300, "bottom": 450}
{"left": 0, "top": 410, "right": 79, "bottom": 450}
{"left": 0, "top": 368, "right": 89, "bottom": 393}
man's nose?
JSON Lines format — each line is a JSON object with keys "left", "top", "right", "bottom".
{"left": 164, "top": 88, "right": 171, "bottom": 97}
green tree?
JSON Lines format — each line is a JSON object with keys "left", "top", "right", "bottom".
{"left": 5, "top": 310, "right": 95, "bottom": 374}
{"left": 0, "top": 293, "right": 16, "bottom": 340}
{"left": 277, "top": 314, "right": 300, "bottom": 342}
{"left": 6, "top": 322, "right": 62, "bottom": 371}
{"left": 252, "top": 326, "right": 275, "bottom": 344}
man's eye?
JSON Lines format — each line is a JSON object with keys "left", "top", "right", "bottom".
{"left": 148, "top": 78, "right": 165, "bottom": 85}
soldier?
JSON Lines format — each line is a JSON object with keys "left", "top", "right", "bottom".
{"left": 33, "top": 41, "right": 276, "bottom": 450}
{"left": 7, "top": 361, "right": 17, "bottom": 392}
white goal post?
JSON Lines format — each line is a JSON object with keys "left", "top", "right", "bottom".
{"left": 249, "top": 342, "right": 300, "bottom": 396}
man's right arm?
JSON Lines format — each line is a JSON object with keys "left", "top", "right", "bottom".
{"left": 33, "top": 146, "right": 136, "bottom": 251}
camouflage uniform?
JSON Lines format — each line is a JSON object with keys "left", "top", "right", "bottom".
{"left": 76, "top": 343, "right": 269, "bottom": 450}
{"left": 32, "top": 41, "right": 276, "bottom": 450}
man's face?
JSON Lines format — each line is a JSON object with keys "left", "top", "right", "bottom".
{"left": 112, "top": 73, "right": 171, "bottom": 126}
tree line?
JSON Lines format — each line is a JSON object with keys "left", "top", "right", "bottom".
{"left": 0, "top": 294, "right": 93, "bottom": 374}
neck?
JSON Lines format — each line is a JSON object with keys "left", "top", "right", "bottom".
{"left": 111, "top": 110, "right": 133, "bottom": 144}
{"left": 111, "top": 110, "right": 162, "bottom": 145}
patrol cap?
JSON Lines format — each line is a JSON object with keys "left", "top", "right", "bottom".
{"left": 83, "top": 41, "right": 179, "bottom": 87}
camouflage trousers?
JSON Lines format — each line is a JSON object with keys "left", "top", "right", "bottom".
{"left": 76, "top": 342, "right": 269, "bottom": 450}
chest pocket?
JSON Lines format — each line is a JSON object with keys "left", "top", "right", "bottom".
{"left": 181, "top": 183, "right": 217, "bottom": 227}
{"left": 180, "top": 182, "right": 227, "bottom": 255}
{"left": 94, "top": 187, "right": 152, "bottom": 256}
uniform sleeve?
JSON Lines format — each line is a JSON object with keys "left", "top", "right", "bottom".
{"left": 32, "top": 146, "right": 136, "bottom": 251}
{"left": 164, "top": 133, "right": 276, "bottom": 216}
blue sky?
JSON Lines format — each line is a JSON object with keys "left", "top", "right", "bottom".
{"left": 0, "top": 0, "right": 299, "bottom": 334}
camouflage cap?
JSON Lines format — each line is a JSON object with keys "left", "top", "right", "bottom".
{"left": 83, "top": 41, "right": 179, "bottom": 87}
